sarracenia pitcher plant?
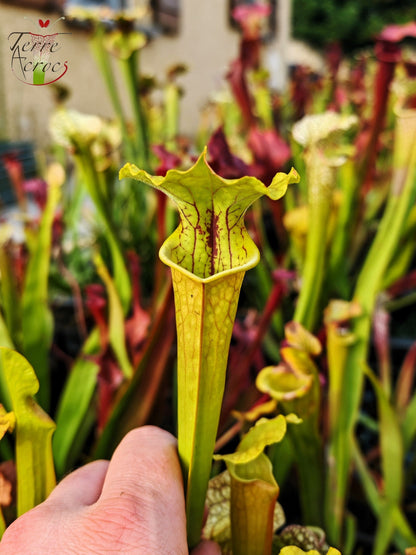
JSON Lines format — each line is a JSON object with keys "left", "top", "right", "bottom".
{"left": 291, "top": 111, "right": 358, "bottom": 332}
{"left": 120, "top": 150, "right": 299, "bottom": 547}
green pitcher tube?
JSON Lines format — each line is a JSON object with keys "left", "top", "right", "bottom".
{"left": 120, "top": 150, "right": 299, "bottom": 547}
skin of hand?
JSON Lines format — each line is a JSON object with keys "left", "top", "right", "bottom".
{"left": 0, "top": 426, "right": 220, "bottom": 555}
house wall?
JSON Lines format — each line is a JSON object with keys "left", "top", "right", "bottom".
{"left": 0, "top": 1, "right": 323, "bottom": 149}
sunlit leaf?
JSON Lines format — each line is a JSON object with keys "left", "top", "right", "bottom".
{"left": 256, "top": 365, "right": 313, "bottom": 402}
{"left": 402, "top": 392, "right": 416, "bottom": 451}
{"left": 256, "top": 322, "right": 321, "bottom": 406}
{"left": 0, "top": 405, "right": 15, "bottom": 439}
{"left": 214, "top": 414, "right": 297, "bottom": 465}
{"left": 95, "top": 254, "right": 133, "bottom": 379}
{"left": 231, "top": 398, "right": 278, "bottom": 422}
{"left": 0, "top": 348, "right": 56, "bottom": 516}
{"left": 324, "top": 299, "right": 362, "bottom": 326}
{"left": 284, "top": 321, "right": 321, "bottom": 356}
{"left": 104, "top": 30, "right": 147, "bottom": 59}
{"left": 0, "top": 229, "right": 20, "bottom": 349}
{"left": 52, "top": 330, "right": 100, "bottom": 478}
{"left": 21, "top": 164, "right": 63, "bottom": 410}
{"left": 278, "top": 548, "right": 341, "bottom": 555}
{"left": 365, "top": 365, "right": 403, "bottom": 505}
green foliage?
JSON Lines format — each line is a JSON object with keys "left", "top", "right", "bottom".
{"left": 292, "top": 0, "right": 416, "bottom": 51}
{"left": 0, "top": 348, "right": 55, "bottom": 518}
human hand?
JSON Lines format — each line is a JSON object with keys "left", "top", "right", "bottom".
{"left": 0, "top": 426, "right": 220, "bottom": 554}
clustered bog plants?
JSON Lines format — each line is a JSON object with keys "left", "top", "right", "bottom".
{"left": 0, "top": 4, "right": 416, "bottom": 554}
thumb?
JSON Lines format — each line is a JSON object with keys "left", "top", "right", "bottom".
{"left": 45, "top": 460, "right": 109, "bottom": 509}
{"left": 94, "top": 426, "right": 188, "bottom": 554}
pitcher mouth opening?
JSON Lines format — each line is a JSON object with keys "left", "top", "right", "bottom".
{"left": 159, "top": 239, "right": 260, "bottom": 283}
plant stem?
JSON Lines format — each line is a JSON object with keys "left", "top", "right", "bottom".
{"left": 290, "top": 423, "right": 324, "bottom": 526}
{"left": 164, "top": 81, "right": 180, "bottom": 151}
{"left": 90, "top": 26, "right": 137, "bottom": 162}
{"left": 325, "top": 108, "right": 416, "bottom": 546}
{"left": 76, "top": 147, "right": 132, "bottom": 313}
{"left": 174, "top": 269, "right": 246, "bottom": 547}
{"left": 294, "top": 153, "right": 335, "bottom": 331}
{"left": 119, "top": 51, "right": 150, "bottom": 170}
{"left": 328, "top": 160, "right": 358, "bottom": 298}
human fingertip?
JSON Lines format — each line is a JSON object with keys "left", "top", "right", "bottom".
{"left": 46, "top": 459, "right": 109, "bottom": 508}
{"left": 191, "top": 539, "right": 222, "bottom": 555}
{"left": 96, "top": 425, "right": 187, "bottom": 554}
{"left": 118, "top": 425, "right": 177, "bottom": 451}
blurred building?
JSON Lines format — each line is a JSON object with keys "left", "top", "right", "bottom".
{"left": 0, "top": 0, "right": 323, "bottom": 146}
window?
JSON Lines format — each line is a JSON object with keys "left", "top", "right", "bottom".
{"left": 63, "top": 0, "right": 179, "bottom": 34}
{"left": 0, "top": 0, "right": 64, "bottom": 11}
{"left": 66, "top": 0, "right": 129, "bottom": 8}
{"left": 150, "top": 0, "right": 179, "bottom": 35}
{"left": 1, "top": 0, "right": 179, "bottom": 34}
